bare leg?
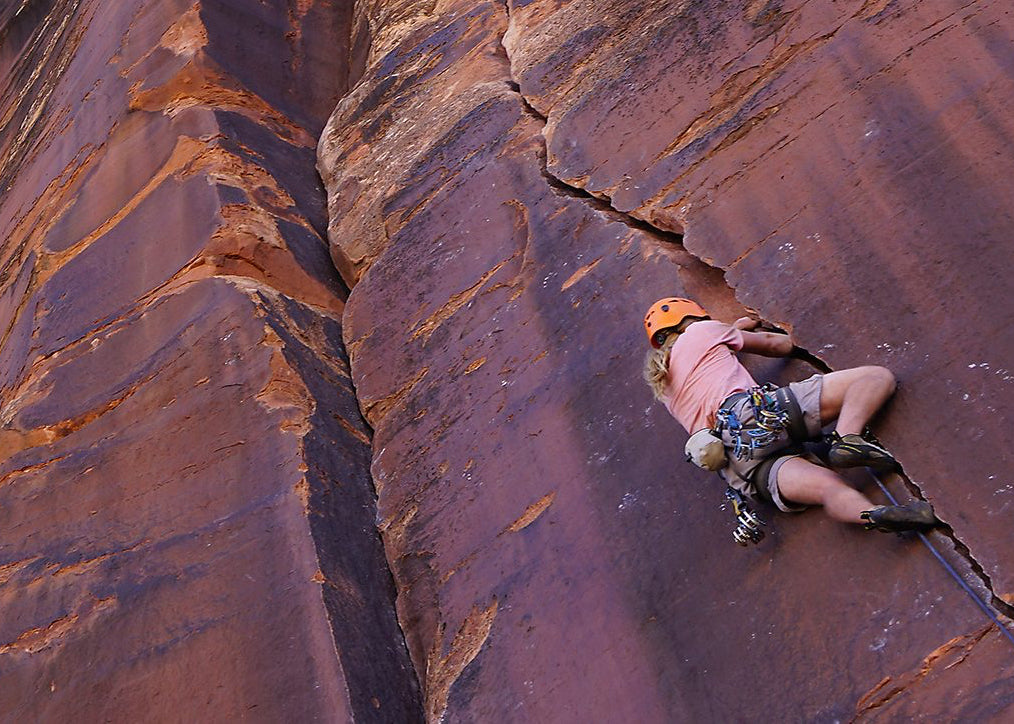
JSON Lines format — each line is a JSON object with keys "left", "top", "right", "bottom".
{"left": 819, "top": 366, "right": 897, "bottom": 435}
{"left": 776, "top": 456, "right": 875, "bottom": 524}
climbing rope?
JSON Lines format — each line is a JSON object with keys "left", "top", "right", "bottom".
{"left": 865, "top": 470, "right": 1014, "bottom": 648}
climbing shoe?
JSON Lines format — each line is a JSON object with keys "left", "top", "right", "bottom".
{"left": 860, "top": 500, "right": 938, "bottom": 533}
{"left": 827, "top": 431, "right": 899, "bottom": 472}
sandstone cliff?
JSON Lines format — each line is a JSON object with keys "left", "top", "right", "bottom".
{"left": 3, "top": 0, "right": 1014, "bottom": 721}
{"left": 0, "top": 0, "right": 418, "bottom": 719}
{"left": 320, "top": 0, "right": 1014, "bottom": 720}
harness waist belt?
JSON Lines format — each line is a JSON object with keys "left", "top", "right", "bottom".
{"left": 718, "top": 388, "right": 807, "bottom": 441}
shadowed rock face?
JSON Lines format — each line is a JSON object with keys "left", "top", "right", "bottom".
{"left": 0, "top": 0, "right": 420, "bottom": 720}
{"left": 320, "top": 0, "right": 1014, "bottom": 720}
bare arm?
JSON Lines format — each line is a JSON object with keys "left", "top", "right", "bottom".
{"left": 739, "top": 329, "right": 794, "bottom": 357}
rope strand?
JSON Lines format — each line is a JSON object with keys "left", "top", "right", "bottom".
{"left": 866, "top": 471, "right": 1014, "bottom": 648}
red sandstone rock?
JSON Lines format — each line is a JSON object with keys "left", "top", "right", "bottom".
{"left": 504, "top": 0, "right": 1014, "bottom": 599}
{"left": 320, "top": 0, "right": 1014, "bottom": 719}
{"left": 5, "top": 0, "right": 1013, "bottom": 718}
{"left": 854, "top": 625, "right": 1014, "bottom": 720}
{"left": 0, "top": 0, "right": 419, "bottom": 719}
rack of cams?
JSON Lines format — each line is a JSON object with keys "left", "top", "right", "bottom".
{"left": 725, "top": 488, "right": 766, "bottom": 546}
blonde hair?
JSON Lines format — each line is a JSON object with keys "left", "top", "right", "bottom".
{"left": 643, "top": 334, "right": 677, "bottom": 401}
{"left": 641, "top": 316, "right": 706, "bottom": 401}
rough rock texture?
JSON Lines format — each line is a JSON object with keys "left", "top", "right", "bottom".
{"left": 0, "top": 0, "right": 420, "bottom": 719}
{"left": 5, "top": 0, "right": 1013, "bottom": 719}
{"left": 505, "top": 0, "right": 1014, "bottom": 597}
{"left": 854, "top": 625, "right": 1014, "bottom": 721}
{"left": 320, "top": 0, "right": 1014, "bottom": 720}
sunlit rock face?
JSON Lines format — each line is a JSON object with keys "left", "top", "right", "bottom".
{"left": 0, "top": 1, "right": 419, "bottom": 720}
{"left": 320, "top": 0, "right": 1014, "bottom": 720}
{"left": 4, "top": 0, "right": 1014, "bottom": 719}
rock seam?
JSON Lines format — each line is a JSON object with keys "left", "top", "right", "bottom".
{"left": 495, "top": 0, "right": 1013, "bottom": 632}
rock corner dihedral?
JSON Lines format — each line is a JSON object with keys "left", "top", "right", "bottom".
{"left": 0, "top": 1, "right": 420, "bottom": 720}
{"left": 4, "top": 0, "right": 1014, "bottom": 720}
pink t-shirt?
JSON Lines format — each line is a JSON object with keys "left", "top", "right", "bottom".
{"left": 663, "top": 320, "right": 758, "bottom": 433}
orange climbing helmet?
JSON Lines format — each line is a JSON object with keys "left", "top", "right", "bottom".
{"left": 643, "top": 297, "right": 708, "bottom": 348}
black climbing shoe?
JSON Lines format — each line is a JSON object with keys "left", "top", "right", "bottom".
{"left": 827, "top": 431, "right": 899, "bottom": 472}
{"left": 860, "top": 500, "right": 938, "bottom": 533}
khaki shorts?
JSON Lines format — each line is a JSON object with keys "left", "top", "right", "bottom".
{"left": 719, "top": 374, "right": 824, "bottom": 512}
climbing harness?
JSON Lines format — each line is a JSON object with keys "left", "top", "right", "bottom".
{"left": 715, "top": 384, "right": 808, "bottom": 462}
{"left": 725, "top": 487, "right": 766, "bottom": 546}
{"left": 706, "top": 384, "right": 808, "bottom": 546}
{"left": 863, "top": 469, "right": 1014, "bottom": 648}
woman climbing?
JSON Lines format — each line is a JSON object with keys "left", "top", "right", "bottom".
{"left": 642, "top": 297, "right": 937, "bottom": 532}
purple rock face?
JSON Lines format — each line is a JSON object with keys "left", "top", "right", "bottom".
{"left": 0, "top": 1, "right": 418, "bottom": 720}
{"left": 319, "top": 0, "right": 1014, "bottom": 720}
{"left": 506, "top": 0, "right": 1014, "bottom": 598}
{"left": 4, "top": 0, "right": 1014, "bottom": 719}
